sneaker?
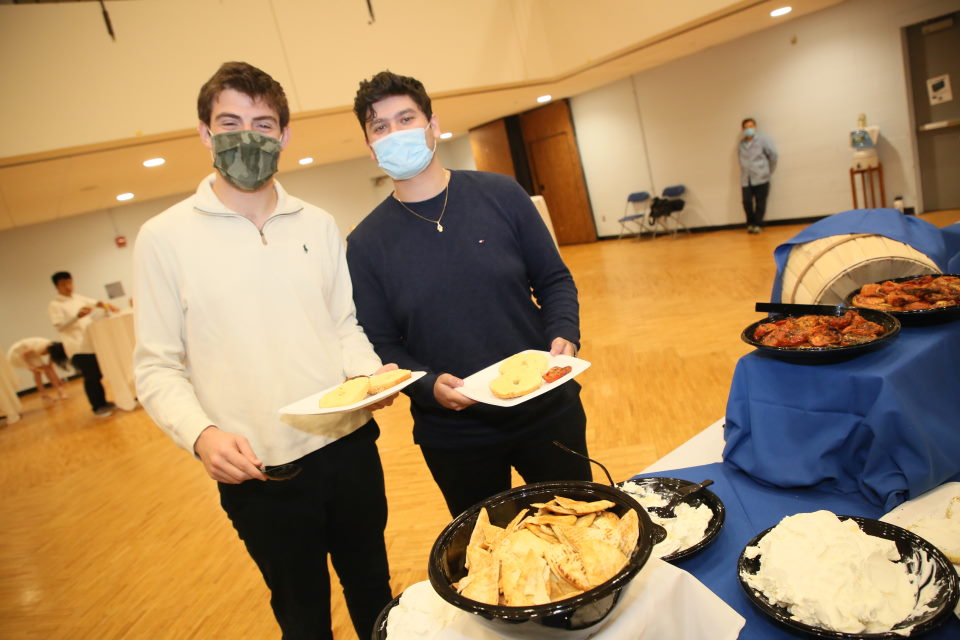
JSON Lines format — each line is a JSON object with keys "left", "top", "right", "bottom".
{"left": 93, "top": 406, "right": 114, "bottom": 418}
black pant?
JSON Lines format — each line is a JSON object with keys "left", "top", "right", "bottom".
{"left": 741, "top": 182, "right": 770, "bottom": 227}
{"left": 70, "top": 353, "right": 108, "bottom": 411}
{"left": 420, "top": 399, "right": 592, "bottom": 517}
{"left": 218, "top": 421, "right": 392, "bottom": 640}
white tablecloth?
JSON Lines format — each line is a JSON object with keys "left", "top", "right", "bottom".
{"left": 386, "top": 558, "right": 744, "bottom": 640}
{"left": 87, "top": 310, "right": 137, "bottom": 411}
{"left": 0, "top": 356, "right": 22, "bottom": 423}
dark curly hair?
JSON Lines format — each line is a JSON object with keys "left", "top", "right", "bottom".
{"left": 353, "top": 70, "right": 432, "bottom": 137}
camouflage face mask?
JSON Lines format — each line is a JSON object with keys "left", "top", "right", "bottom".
{"left": 210, "top": 130, "right": 282, "bottom": 192}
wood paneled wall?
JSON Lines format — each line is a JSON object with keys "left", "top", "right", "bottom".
{"left": 468, "top": 119, "right": 516, "bottom": 177}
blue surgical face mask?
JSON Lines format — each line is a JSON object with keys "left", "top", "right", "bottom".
{"left": 370, "top": 125, "right": 436, "bottom": 180}
{"left": 742, "top": 127, "right": 756, "bottom": 139}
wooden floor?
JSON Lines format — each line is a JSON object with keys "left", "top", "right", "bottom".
{"left": 2, "top": 211, "right": 957, "bottom": 639}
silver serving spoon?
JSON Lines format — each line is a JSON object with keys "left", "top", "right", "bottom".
{"left": 646, "top": 479, "right": 713, "bottom": 518}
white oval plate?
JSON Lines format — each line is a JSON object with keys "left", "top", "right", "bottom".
{"left": 455, "top": 351, "right": 590, "bottom": 407}
{"left": 279, "top": 370, "right": 426, "bottom": 415}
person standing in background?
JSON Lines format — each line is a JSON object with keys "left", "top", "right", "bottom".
{"left": 348, "top": 70, "right": 592, "bottom": 519}
{"left": 7, "top": 338, "right": 69, "bottom": 402}
{"left": 738, "top": 117, "right": 778, "bottom": 234}
{"left": 48, "top": 271, "right": 118, "bottom": 416}
{"left": 133, "top": 61, "right": 394, "bottom": 640}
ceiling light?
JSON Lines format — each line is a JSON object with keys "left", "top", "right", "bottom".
{"left": 770, "top": 6, "right": 792, "bottom": 17}
{"left": 298, "top": 157, "right": 314, "bottom": 166}
{"left": 536, "top": 95, "right": 552, "bottom": 104}
{"left": 116, "top": 193, "right": 134, "bottom": 202}
{"left": 142, "top": 157, "right": 165, "bottom": 167}
{"left": 439, "top": 132, "right": 453, "bottom": 140}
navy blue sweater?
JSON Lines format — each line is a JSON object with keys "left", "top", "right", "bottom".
{"left": 346, "top": 170, "right": 582, "bottom": 448}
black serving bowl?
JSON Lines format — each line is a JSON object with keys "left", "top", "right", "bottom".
{"left": 371, "top": 594, "right": 400, "bottom": 640}
{"left": 844, "top": 274, "right": 960, "bottom": 325}
{"left": 427, "top": 480, "right": 662, "bottom": 639}
{"left": 741, "top": 307, "right": 900, "bottom": 363}
{"left": 738, "top": 515, "right": 960, "bottom": 639}
{"left": 618, "top": 477, "right": 726, "bottom": 562}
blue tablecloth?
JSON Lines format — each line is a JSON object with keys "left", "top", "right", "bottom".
{"left": 724, "top": 322, "right": 960, "bottom": 511}
{"left": 770, "top": 209, "right": 950, "bottom": 302}
{"left": 636, "top": 462, "right": 960, "bottom": 639}
{"left": 942, "top": 222, "right": 960, "bottom": 272}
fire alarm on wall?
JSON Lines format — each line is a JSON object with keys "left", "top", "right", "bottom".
{"left": 115, "top": 235, "right": 127, "bottom": 248}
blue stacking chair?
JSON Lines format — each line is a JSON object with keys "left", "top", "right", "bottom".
{"left": 649, "top": 185, "right": 690, "bottom": 238}
{"left": 617, "top": 191, "right": 651, "bottom": 239}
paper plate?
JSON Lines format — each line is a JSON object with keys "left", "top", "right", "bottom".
{"left": 455, "top": 351, "right": 590, "bottom": 407}
{"left": 279, "top": 371, "right": 426, "bottom": 415}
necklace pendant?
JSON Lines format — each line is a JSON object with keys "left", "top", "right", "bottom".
{"left": 437, "top": 222, "right": 444, "bottom": 232}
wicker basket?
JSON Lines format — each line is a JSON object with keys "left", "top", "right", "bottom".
{"left": 781, "top": 234, "right": 940, "bottom": 304}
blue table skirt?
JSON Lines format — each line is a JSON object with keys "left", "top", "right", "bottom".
{"left": 724, "top": 321, "right": 960, "bottom": 511}
{"left": 635, "top": 462, "right": 960, "bottom": 639}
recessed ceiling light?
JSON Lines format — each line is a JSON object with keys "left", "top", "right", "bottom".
{"left": 142, "top": 157, "right": 165, "bottom": 167}
{"left": 439, "top": 132, "right": 453, "bottom": 140}
{"left": 770, "top": 6, "right": 792, "bottom": 17}
{"left": 298, "top": 157, "right": 314, "bottom": 166}
{"left": 116, "top": 193, "right": 135, "bottom": 202}
{"left": 536, "top": 95, "right": 552, "bottom": 104}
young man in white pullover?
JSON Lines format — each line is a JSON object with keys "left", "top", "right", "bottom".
{"left": 133, "top": 61, "right": 394, "bottom": 640}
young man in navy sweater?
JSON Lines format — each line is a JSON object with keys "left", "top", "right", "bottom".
{"left": 347, "top": 70, "right": 593, "bottom": 517}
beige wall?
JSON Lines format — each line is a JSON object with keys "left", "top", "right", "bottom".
{"left": 573, "top": 0, "right": 960, "bottom": 236}
{"left": 0, "top": 0, "right": 748, "bottom": 158}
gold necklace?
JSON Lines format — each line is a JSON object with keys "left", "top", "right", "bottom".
{"left": 393, "top": 180, "right": 449, "bottom": 232}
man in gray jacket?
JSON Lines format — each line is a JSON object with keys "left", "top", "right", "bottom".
{"left": 738, "top": 117, "right": 778, "bottom": 234}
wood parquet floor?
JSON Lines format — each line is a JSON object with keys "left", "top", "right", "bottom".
{"left": 2, "top": 211, "right": 957, "bottom": 639}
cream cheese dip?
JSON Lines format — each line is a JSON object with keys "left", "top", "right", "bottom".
{"left": 620, "top": 481, "right": 713, "bottom": 557}
{"left": 743, "top": 510, "right": 934, "bottom": 635}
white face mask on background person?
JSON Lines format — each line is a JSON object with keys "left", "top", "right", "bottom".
{"left": 370, "top": 125, "right": 436, "bottom": 180}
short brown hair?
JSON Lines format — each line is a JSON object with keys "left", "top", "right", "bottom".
{"left": 197, "top": 61, "right": 290, "bottom": 128}
{"left": 353, "top": 71, "right": 432, "bottom": 136}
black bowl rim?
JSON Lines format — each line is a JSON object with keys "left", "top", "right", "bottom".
{"left": 741, "top": 308, "right": 901, "bottom": 361}
{"left": 843, "top": 274, "right": 960, "bottom": 322}
{"left": 371, "top": 593, "right": 402, "bottom": 640}
{"left": 617, "top": 476, "right": 726, "bottom": 561}
{"left": 737, "top": 514, "right": 960, "bottom": 639}
{"left": 427, "top": 480, "right": 654, "bottom": 621}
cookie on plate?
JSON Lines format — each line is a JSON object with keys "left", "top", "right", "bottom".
{"left": 498, "top": 351, "right": 549, "bottom": 376}
{"left": 319, "top": 377, "right": 370, "bottom": 408}
{"left": 368, "top": 369, "right": 412, "bottom": 394}
{"left": 490, "top": 367, "right": 543, "bottom": 399}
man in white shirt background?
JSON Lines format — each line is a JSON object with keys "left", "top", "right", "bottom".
{"left": 48, "top": 271, "right": 118, "bottom": 417}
